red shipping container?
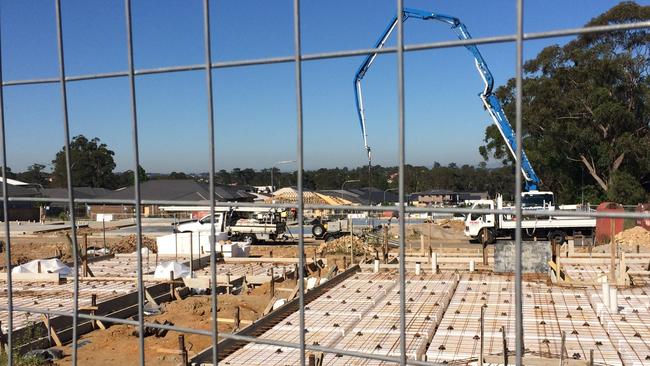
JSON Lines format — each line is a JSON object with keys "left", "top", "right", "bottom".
{"left": 637, "top": 203, "right": 650, "bottom": 231}
{"left": 595, "top": 202, "right": 624, "bottom": 243}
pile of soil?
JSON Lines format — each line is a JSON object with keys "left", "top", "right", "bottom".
{"left": 317, "top": 236, "right": 370, "bottom": 256}
{"left": 55, "top": 290, "right": 280, "bottom": 366}
{"left": 435, "top": 219, "right": 466, "bottom": 231}
{"left": 390, "top": 222, "right": 466, "bottom": 241}
{"left": 111, "top": 235, "right": 158, "bottom": 254}
{"left": 591, "top": 226, "right": 650, "bottom": 254}
{"left": 615, "top": 226, "right": 650, "bottom": 246}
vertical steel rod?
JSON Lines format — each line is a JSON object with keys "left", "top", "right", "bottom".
{"left": 54, "top": 1, "right": 81, "bottom": 364}
{"left": 124, "top": 1, "right": 146, "bottom": 364}
{"left": 0, "top": 16, "right": 13, "bottom": 364}
{"left": 292, "top": 0, "right": 306, "bottom": 365}
{"left": 396, "top": 1, "right": 407, "bottom": 365}
{"left": 514, "top": 0, "right": 525, "bottom": 363}
{"left": 202, "top": 0, "right": 219, "bottom": 363}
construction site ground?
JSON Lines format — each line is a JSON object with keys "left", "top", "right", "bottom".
{"left": 54, "top": 280, "right": 297, "bottom": 366}
{"left": 4, "top": 221, "right": 650, "bottom": 365}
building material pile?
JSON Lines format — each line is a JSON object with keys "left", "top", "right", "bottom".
{"left": 317, "top": 236, "right": 371, "bottom": 256}
{"left": 265, "top": 187, "right": 352, "bottom": 205}
{"left": 615, "top": 226, "right": 650, "bottom": 246}
{"left": 112, "top": 234, "right": 158, "bottom": 254}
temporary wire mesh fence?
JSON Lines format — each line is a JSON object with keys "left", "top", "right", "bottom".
{"left": 0, "top": 1, "right": 649, "bottom": 365}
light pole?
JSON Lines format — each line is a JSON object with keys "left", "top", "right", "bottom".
{"left": 271, "top": 160, "right": 296, "bottom": 193}
{"left": 383, "top": 187, "right": 398, "bottom": 205}
{"left": 341, "top": 179, "right": 360, "bottom": 190}
{"left": 339, "top": 179, "right": 360, "bottom": 200}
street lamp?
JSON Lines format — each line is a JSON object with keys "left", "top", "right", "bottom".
{"left": 271, "top": 160, "right": 296, "bottom": 193}
{"left": 341, "top": 179, "right": 360, "bottom": 190}
{"left": 383, "top": 187, "right": 398, "bottom": 205}
{"left": 339, "top": 179, "right": 361, "bottom": 200}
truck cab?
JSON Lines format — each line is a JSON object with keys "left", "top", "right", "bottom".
{"left": 522, "top": 191, "right": 555, "bottom": 211}
{"left": 175, "top": 212, "right": 226, "bottom": 234}
{"left": 464, "top": 199, "right": 496, "bottom": 241}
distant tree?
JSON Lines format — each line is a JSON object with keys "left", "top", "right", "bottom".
{"left": 16, "top": 163, "right": 49, "bottom": 187}
{"left": 0, "top": 166, "right": 16, "bottom": 180}
{"left": 168, "top": 171, "right": 188, "bottom": 180}
{"left": 114, "top": 165, "right": 148, "bottom": 188}
{"left": 51, "top": 135, "right": 117, "bottom": 188}
{"left": 479, "top": 2, "right": 650, "bottom": 204}
{"left": 215, "top": 169, "right": 232, "bottom": 184}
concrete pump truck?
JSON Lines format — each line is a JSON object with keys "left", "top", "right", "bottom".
{"left": 353, "top": 8, "right": 596, "bottom": 244}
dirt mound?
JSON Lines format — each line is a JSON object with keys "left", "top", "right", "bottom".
{"left": 389, "top": 222, "right": 466, "bottom": 241}
{"left": 161, "top": 296, "right": 213, "bottom": 317}
{"left": 615, "top": 226, "right": 650, "bottom": 246}
{"left": 436, "top": 219, "right": 466, "bottom": 231}
{"left": 111, "top": 235, "right": 157, "bottom": 254}
{"left": 317, "top": 236, "right": 370, "bottom": 256}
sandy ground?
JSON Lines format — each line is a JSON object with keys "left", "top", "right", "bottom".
{"left": 55, "top": 280, "right": 297, "bottom": 366}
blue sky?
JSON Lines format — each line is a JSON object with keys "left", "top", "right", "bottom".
{"left": 0, "top": 0, "right": 643, "bottom": 173}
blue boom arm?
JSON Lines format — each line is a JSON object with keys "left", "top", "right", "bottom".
{"left": 354, "top": 8, "right": 541, "bottom": 190}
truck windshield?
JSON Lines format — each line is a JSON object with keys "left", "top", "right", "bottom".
{"left": 469, "top": 203, "right": 491, "bottom": 220}
{"left": 522, "top": 193, "right": 554, "bottom": 208}
{"left": 200, "top": 214, "right": 222, "bottom": 225}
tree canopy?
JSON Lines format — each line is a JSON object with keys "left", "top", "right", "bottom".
{"left": 479, "top": 1, "right": 650, "bottom": 204}
{"left": 51, "top": 135, "right": 118, "bottom": 188}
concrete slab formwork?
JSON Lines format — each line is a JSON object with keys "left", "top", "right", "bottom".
{"left": 588, "top": 287, "right": 650, "bottom": 365}
{"left": 426, "top": 273, "right": 621, "bottom": 365}
{"left": 0, "top": 279, "right": 160, "bottom": 333}
{"left": 221, "top": 271, "right": 458, "bottom": 365}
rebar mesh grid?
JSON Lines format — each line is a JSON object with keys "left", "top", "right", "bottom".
{"left": 0, "top": 1, "right": 649, "bottom": 365}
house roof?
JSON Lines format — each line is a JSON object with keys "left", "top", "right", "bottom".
{"left": 413, "top": 189, "right": 455, "bottom": 196}
{"left": 319, "top": 187, "right": 399, "bottom": 204}
{"left": 40, "top": 187, "right": 112, "bottom": 199}
{"left": 103, "top": 180, "right": 254, "bottom": 202}
{"left": 0, "top": 184, "right": 41, "bottom": 197}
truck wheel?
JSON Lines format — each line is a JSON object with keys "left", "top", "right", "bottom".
{"left": 312, "top": 223, "right": 326, "bottom": 237}
{"left": 480, "top": 228, "right": 495, "bottom": 245}
{"left": 241, "top": 234, "right": 257, "bottom": 245}
{"left": 548, "top": 231, "right": 566, "bottom": 244}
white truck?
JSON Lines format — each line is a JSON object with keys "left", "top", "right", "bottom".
{"left": 174, "top": 207, "right": 288, "bottom": 245}
{"left": 464, "top": 195, "right": 595, "bottom": 244}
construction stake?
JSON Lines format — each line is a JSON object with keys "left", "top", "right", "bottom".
{"left": 42, "top": 314, "right": 63, "bottom": 347}
{"left": 169, "top": 271, "right": 175, "bottom": 299}
{"left": 610, "top": 220, "right": 616, "bottom": 282}
{"left": 179, "top": 335, "right": 188, "bottom": 365}
{"left": 234, "top": 306, "right": 241, "bottom": 330}
{"left": 478, "top": 306, "right": 485, "bottom": 366}
{"left": 501, "top": 326, "right": 508, "bottom": 366}
{"left": 560, "top": 331, "right": 566, "bottom": 366}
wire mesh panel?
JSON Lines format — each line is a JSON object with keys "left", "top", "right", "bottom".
{"left": 0, "top": 1, "right": 649, "bottom": 366}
